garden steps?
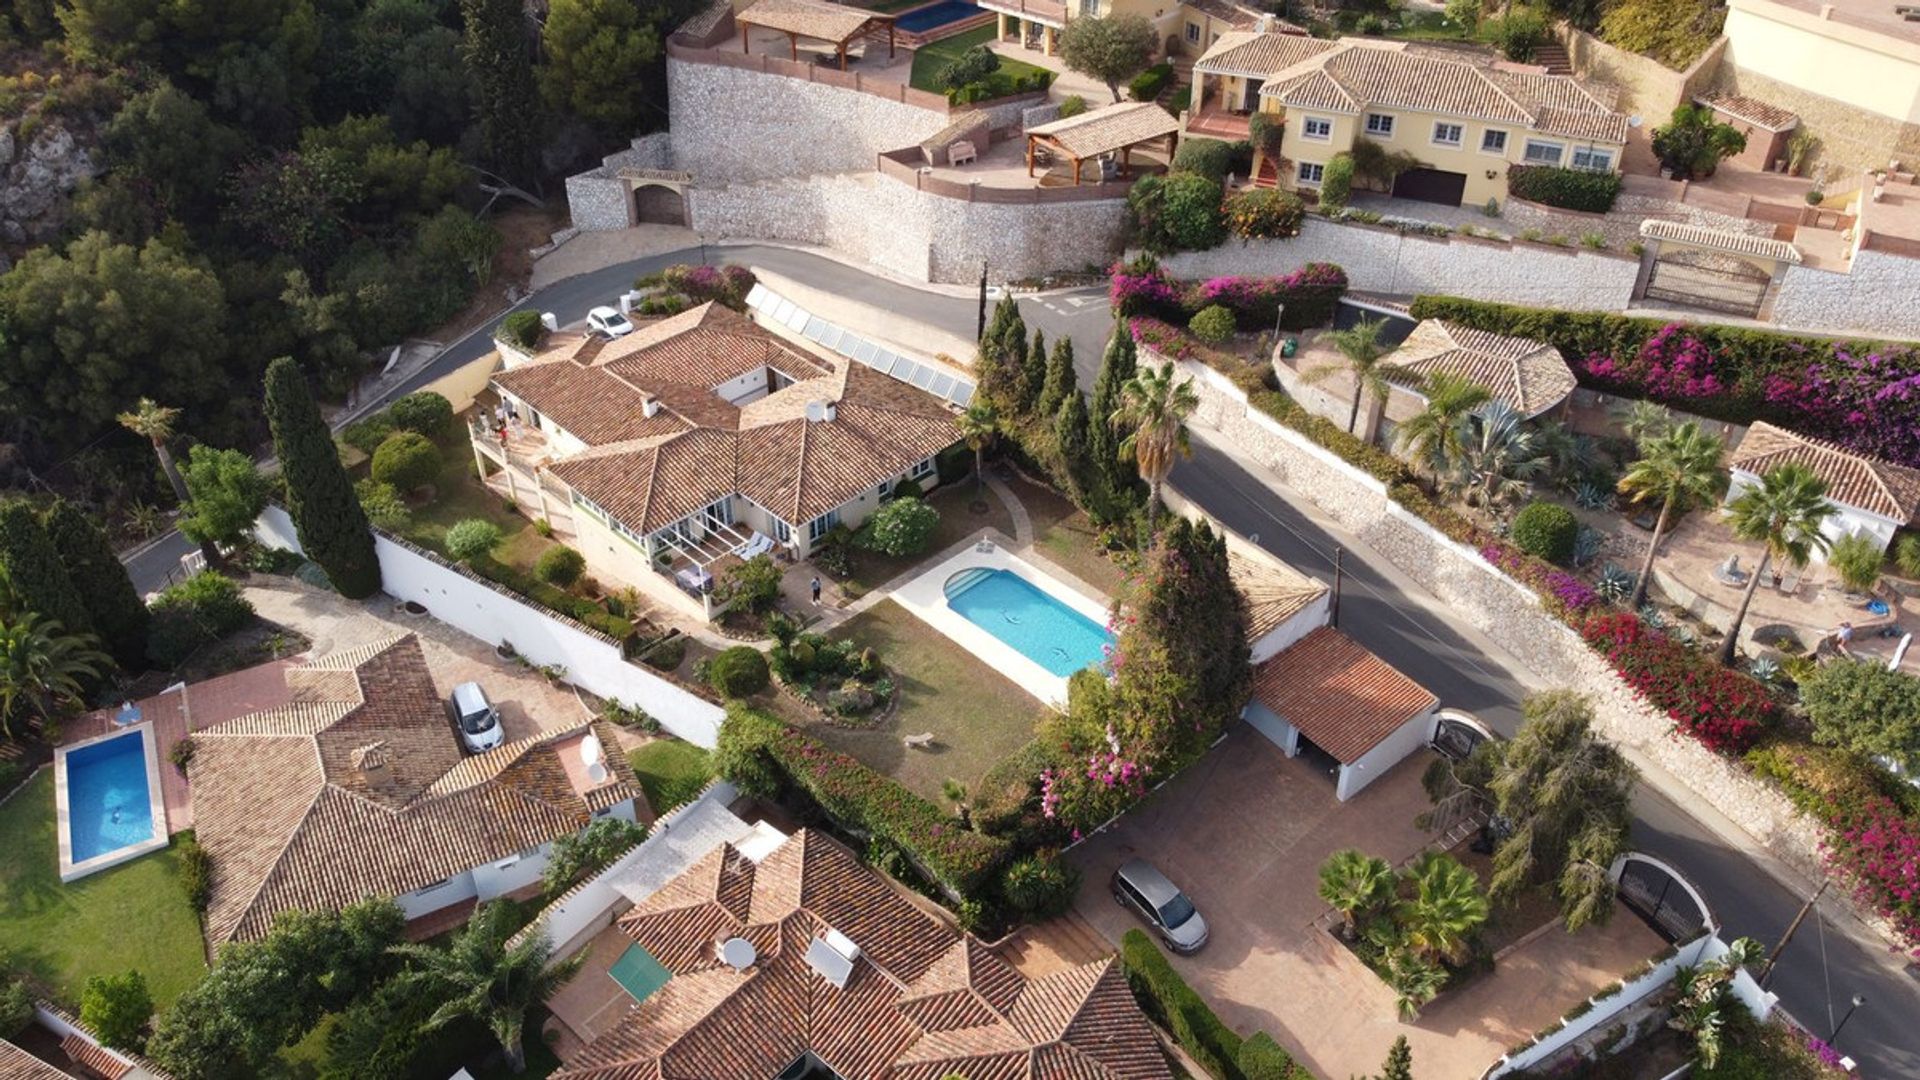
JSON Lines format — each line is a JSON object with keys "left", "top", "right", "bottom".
{"left": 1532, "top": 42, "right": 1573, "bottom": 75}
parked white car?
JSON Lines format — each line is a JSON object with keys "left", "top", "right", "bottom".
{"left": 448, "top": 681, "right": 504, "bottom": 753}
{"left": 587, "top": 305, "right": 634, "bottom": 338}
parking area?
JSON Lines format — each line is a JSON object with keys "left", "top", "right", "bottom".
{"left": 1066, "top": 724, "right": 1662, "bottom": 1079}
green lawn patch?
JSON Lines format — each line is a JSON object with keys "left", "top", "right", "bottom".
{"left": 399, "top": 429, "right": 556, "bottom": 571}
{"left": 627, "top": 740, "right": 714, "bottom": 816}
{"left": 834, "top": 482, "right": 1016, "bottom": 599}
{"left": 817, "top": 600, "right": 1042, "bottom": 802}
{"left": 0, "top": 771, "right": 207, "bottom": 1008}
{"left": 908, "top": 25, "right": 1049, "bottom": 94}
{"left": 1008, "top": 475, "right": 1128, "bottom": 596}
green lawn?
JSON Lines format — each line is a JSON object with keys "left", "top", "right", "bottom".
{"left": 0, "top": 771, "right": 206, "bottom": 1008}
{"left": 1008, "top": 475, "right": 1129, "bottom": 597}
{"left": 908, "top": 25, "right": 1050, "bottom": 94}
{"left": 834, "top": 482, "right": 1017, "bottom": 599}
{"left": 398, "top": 426, "right": 558, "bottom": 572}
{"left": 627, "top": 740, "right": 714, "bottom": 817}
{"left": 818, "top": 600, "right": 1043, "bottom": 802}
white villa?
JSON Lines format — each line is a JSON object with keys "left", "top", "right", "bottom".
{"left": 1726, "top": 422, "right": 1920, "bottom": 561}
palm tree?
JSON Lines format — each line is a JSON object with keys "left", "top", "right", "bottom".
{"left": 117, "top": 399, "right": 189, "bottom": 506}
{"left": 1385, "top": 947, "right": 1447, "bottom": 1021}
{"left": 1394, "top": 373, "right": 1491, "bottom": 475}
{"left": 1613, "top": 399, "right": 1674, "bottom": 444}
{"left": 1444, "top": 403, "right": 1548, "bottom": 512}
{"left": 1670, "top": 936, "right": 1766, "bottom": 1068}
{"left": 1718, "top": 463, "right": 1836, "bottom": 665}
{"left": 956, "top": 403, "right": 999, "bottom": 493}
{"left": 1394, "top": 852, "right": 1488, "bottom": 965}
{"left": 1110, "top": 362, "right": 1198, "bottom": 521}
{"left": 1317, "top": 848, "right": 1394, "bottom": 938}
{"left": 0, "top": 614, "right": 110, "bottom": 740}
{"left": 388, "top": 902, "right": 583, "bottom": 1073}
{"left": 1299, "top": 317, "right": 1397, "bottom": 434}
{"left": 1616, "top": 422, "right": 1726, "bottom": 609}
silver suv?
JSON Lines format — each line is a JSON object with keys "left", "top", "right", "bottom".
{"left": 1112, "top": 858, "right": 1208, "bottom": 953}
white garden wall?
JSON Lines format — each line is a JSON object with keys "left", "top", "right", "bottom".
{"left": 252, "top": 507, "right": 726, "bottom": 748}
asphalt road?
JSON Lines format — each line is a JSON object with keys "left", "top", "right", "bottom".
{"left": 126, "top": 244, "right": 1920, "bottom": 1072}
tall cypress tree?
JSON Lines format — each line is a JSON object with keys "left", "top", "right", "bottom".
{"left": 1021, "top": 328, "right": 1048, "bottom": 416}
{"left": 44, "top": 500, "right": 149, "bottom": 668}
{"left": 461, "top": 0, "right": 543, "bottom": 183}
{"left": 1037, "top": 337, "right": 1077, "bottom": 419}
{"left": 1053, "top": 391, "right": 1095, "bottom": 511}
{"left": 264, "top": 358, "right": 381, "bottom": 599}
{"left": 0, "top": 500, "right": 93, "bottom": 637}
{"left": 1088, "top": 324, "right": 1142, "bottom": 521}
{"left": 976, "top": 297, "right": 1029, "bottom": 412}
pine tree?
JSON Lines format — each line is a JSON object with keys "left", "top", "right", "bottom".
{"left": 0, "top": 500, "right": 93, "bottom": 637}
{"left": 43, "top": 501, "right": 148, "bottom": 668}
{"left": 1380, "top": 1034, "right": 1414, "bottom": 1080}
{"left": 1088, "top": 324, "right": 1142, "bottom": 522}
{"left": 1054, "top": 391, "right": 1095, "bottom": 510}
{"left": 1021, "top": 328, "right": 1048, "bottom": 416}
{"left": 461, "top": 0, "right": 543, "bottom": 182}
{"left": 264, "top": 358, "right": 381, "bottom": 599}
{"left": 1038, "top": 337, "right": 1077, "bottom": 418}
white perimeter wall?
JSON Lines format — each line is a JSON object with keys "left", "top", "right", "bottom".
{"left": 1339, "top": 708, "right": 1438, "bottom": 801}
{"left": 253, "top": 507, "right": 726, "bottom": 748}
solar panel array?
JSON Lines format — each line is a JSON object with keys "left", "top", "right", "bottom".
{"left": 745, "top": 283, "right": 975, "bottom": 408}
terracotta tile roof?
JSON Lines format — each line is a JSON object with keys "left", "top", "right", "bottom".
{"left": 0, "top": 1041, "right": 69, "bottom": 1080}
{"left": 736, "top": 0, "right": 892, "bottom": 43}
{"left": 1250, "top": 627, "right": 1437, "bottom": 764}
{"left": 1699, "top": 93, "right": 1798, "bottom": 133}
{"left": 1195, "top": 30, "right": 1333, "bottom": 78}
{"left": 556, "top": 829, "right": 1170, "bottom": 1080}
{"left": 1028, "top": 102, "right": 1182, "bottom": 160}
{"left": 189, "top": 635, "right": 640, "bottom": 942}
{"left": 1639, "top": 220, "right": 1803, "bottom": 264}
{"left": 1182, "top": 0, "right": 1284, "bottom": 31}
{"left": 1730, "top": 422, "right": 1920, "bottom": 524}
{"left": 1259, "top": 40, "right": 1625, "bottom": 144}
{"left": 499, "top": 304, "right": 958, "bottom": 534}
{"left": 1387, "top": 319, "right": 1577, "bottom": 418}
{"left": 57, "top": 1035, "right": 128, "bottom": 1080}
{"left": 1229, "top": 549, "right": 1328, "bottom": 645}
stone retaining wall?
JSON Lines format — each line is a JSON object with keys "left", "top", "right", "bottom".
{"left": 1171, "top": 356, "right": 1897, "bottom": 943}
{"left": 1158, "top": 217, "right": 1642, "bottom": 310}
{"left": 1771, "top": 248, "right": 1920, "bottom": 340}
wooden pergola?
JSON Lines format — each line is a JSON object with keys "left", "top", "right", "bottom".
{"left": 737, "top": 0, "right": 896, "bottom": 70}
{"left": 1025, "top": 101, "right": 1183, "bottom": 186}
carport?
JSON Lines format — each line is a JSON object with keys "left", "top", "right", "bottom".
{"left": 1242, "top": 626, "right": 1438, "bottom": 801}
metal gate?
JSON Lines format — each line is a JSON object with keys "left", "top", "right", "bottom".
{"left": 1643, "top": 259, "right": 1770, "bottom": 317}
{"left": 1618, "top": 858, "right": 1708, "bottom": 941}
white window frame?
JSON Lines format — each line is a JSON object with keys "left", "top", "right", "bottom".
{"left": 1523, "top": 139, "right": 1564, "bottom": 166}
{"left": 807, "top": 509, "right": 841, "bottom": 543}
{"left": 1296, "top": 161, "right": 1325, "bottom": 187}
{"left": 1431, "top": 122, "right": 1463, "bottom": 148}
{"left": 1300, "top": 116, "right": 1333, "bottom": 142}
{"left": 1365, "top": 113, "right": 1394, "bottom": 137}
{"left": 1571, "top": 146, "right": 1614, "bottom": 173}
{"left": 909, "top": 456, "right": 936, "bottom": 480}
{"left": 1185, "top": 21, "right": 1200, "bottom": 43}
{"left": 772, "top": 517, "right": 792, "bottom": 544}
{"left": 1480, "top": 129, "right": 1508, "bottom": 155}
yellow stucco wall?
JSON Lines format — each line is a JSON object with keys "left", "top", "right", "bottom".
{"left": 1723, "top": 0, "right": 1920, "bottom": 125}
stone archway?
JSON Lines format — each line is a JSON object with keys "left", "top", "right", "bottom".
{"left": 616, "top": 167, "right": 693, "bottom": 228}
{"left": 1610, "top": 852, "right": 1716, "bottom": 942}
{"left": 1636, "top": 220, "right": 1801, "bottom": 318}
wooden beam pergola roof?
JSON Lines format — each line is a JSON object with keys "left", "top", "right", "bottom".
{"left": 738, "top": 0, "right": 895, "bottom": 68}
{"left": 1025, "top": 101, "right": 1182, "bottom": 185}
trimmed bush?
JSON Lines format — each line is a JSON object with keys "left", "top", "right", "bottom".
{"left": 1188, "top": 305, "right": 1236, "bottom": 344}
{"left": 146, "top": 572, "right": 254, "bottom": 667}
{"left": 1127, "top": 61, "right": 1173, "bottom": 102}
{"left": 1121, "top": 929, "right": 1243, "bottom": 1078}
{"left": 715, "top": 705, "right": 1008, "bottom": 897}
{"left": 1318, "top": 153, "right": 1354, "bottom": 210}
{"left": 938, "top": 45, "right": 999, "bottom": 91}
{"left": 444, "top": 519, "right": 503, "bottom": 562}
{"left": 1507, "top": 165, "right": 1623, "bottom": 212}
{"left": 370, "top": 431, "right": 442, "bottom": 493}
{"left": 1511, "top": 502, "right": 1579, "bottom": 563}
{"left": 80, "top": 970, "right": 152, "bottom": 1052}
{"left": 387, "top": 391, "right": 454, "bottom": 435}
{"left": 534, "top": 544, "right": 585, "bottom": 587}
{"left": 1128, "top": 172, "right": 1227, "bottom": 253}
{"left": 1223, "top": 188, "right": 1305, "bottom": 240}
{"left": 708, "top": 646, "right": 770, "bottom": 698}
{"left": 467, "top": 553, "right": 633, "bottom": 640}
{"left": 855, "top": 497, "right": 940, "bottom": 557}
{"left": 500, "top": 310, "right": 545, "bottom": 349}
{"left": 1173, "top": 138, "right": 1231, "bottom": 183}
{"left": 1058, "top": 94, "right": 1088, "bottom": 118}
{"left": 340, "top": 413, "right": 397, "bottom": 456}
{"left": 1240, "top": 1032, "right": 1313, "bottom": 1080}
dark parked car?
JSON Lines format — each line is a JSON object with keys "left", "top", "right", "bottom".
{"left": 1112, "top": 857, "right": 1208, "bottom": 953}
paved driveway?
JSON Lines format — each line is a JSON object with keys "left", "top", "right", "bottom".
{"left": 1066, "top": 725, "right": 1663, "bottom": 1080}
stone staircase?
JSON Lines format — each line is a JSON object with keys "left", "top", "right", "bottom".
{"left": 1532, "top": 40, "right": 1573, "bottom": 75}
{"left": 1159, "top": 54, "right": 1195, "bottom": 111}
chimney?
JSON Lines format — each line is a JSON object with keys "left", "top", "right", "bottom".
{"left": 352, "top": 741, "right": 396, "bottom": 790}
{"left": 805, "top": 400, "right": 834, "bottom": 423}
{"left": 643, "top": 395, "right": 662, "bottom": 419}
{"left": 1819, "top": 3, "right": 1834, "bottom": 17}
{"left": 1256, "top": 13, "right": 1273, "bottom": 32}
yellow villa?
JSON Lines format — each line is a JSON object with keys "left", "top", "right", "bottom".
{"left": 1188, "top": 32, "right": 1628, "bottom": 208}
{"left": 975, "top": 0, "right": 1286, "bottom": 59}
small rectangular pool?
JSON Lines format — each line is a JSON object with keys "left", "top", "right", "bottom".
{"left": 895, "top": 0, "right": 982, "bottom": 34}
{"left": 56, "top": 727, "right": 168, "bottom": 882}
{"left": 944, "top": 567, "right": 1114, "bottom": 678}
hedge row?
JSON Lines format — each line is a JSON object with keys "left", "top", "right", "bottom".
{"left": 1121, "top": 930, "right": 1314, "bottom": 1080}
{"left": 1128, "top": 62, "right": 1174, "bottom": 102}
{"left": 467, "top": 552, "right": 634, "bottom": 642}
{"left": 1111, "top": 260, "right": 1349, "bottom": 333}
{"left": 1506, "top": 164, "right": 1622, "bottom": 213}
{"left": 719, "top": 706, "right": 1008, "bottom": 898}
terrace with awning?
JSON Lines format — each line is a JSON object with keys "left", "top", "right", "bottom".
{"left": 1025, "top": 101, "right": 1182, "bottom": 186}
{"left": 736, "top": 0, "right": 896, "bottom": 69}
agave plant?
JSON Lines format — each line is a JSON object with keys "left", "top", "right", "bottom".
{"left": 1572, "top": 526, "right": 1605, "bottom": 567}
{"left": 1596, "top": 563, "right": 1636, "bottom": 604}
{"left": 1637, "top": 604, "right": 1668, "bottom": 630}
{"left": 1747, "top": 657, "right": 1780, "bottom": 683}
{"left": 1668, "top": 622, "right": 1698, "bottom": 646}
{"left": 1574, "top": 480, "right": 1614, "bottom": 511}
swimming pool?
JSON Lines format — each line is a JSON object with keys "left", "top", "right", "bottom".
{"left": 944, "top": 567, "right": 1114, "bottom": 678}
{"left": 895, "top": 0, "right": 983, "bottom": 34}
{"left": 56, "top": 727, "right": 167, "bottom": 881}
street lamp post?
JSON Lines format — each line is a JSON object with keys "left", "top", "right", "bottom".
{"left": 1832, "top": 993, "right": 1866, "bottom": 1044}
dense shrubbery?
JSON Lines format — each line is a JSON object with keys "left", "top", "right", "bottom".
{"left": 387, "top": 391, "right": 454, "bottom": 436}
{"left": 1506, "top": 165, "right": 1623, "bottom": 212}
{"left": 445, "top": 519, "right": 503, "bottom": 562}
{"left": 854, "top": 497, "right": 940, "bottom": 557}
{"left": 1580, "top": 613, "right": 1775, "bottom": 753}
{"left": 1800, "top": 660, "right": 1920, "bottom": 771}
{"left": 1171, "top": 138, "right": 1230, "bottom": 183}
{"left": 1188, "top": 305, "right": 1236, "bottom": 344}
{"left": 635, "top": 264, "right": 759, "bottom": 312}
{"left": 465, "top": 552, "right": 633, "bottom": 641}
{"left": 707, "top": 646, "right": 770, "bottom": 698}
{"left": 147, "top": 572, "right": 256, "bottom": 667}
{"left": 534, "top": 544, "right": 585, "bottom": 587}
{"left": 1128, "top": 172, "right": 1227, "bottom": 253}
{"left": 1111, "top": 258, "right": 1348, "bottom": 331}
{"left": 1127, "top": 62, "right": 1174, "bottom": 102}
{"left": 370, "top": 431, "right": 441, "bottom": 492}
{"left": 500, "top": 310, "right": 546, "bottom": 350}
{"left": 1511, "top": 501, "right": 1579, "bottom": 563}
{"left": 946, "top": 68, "right": 1053, "bottom": 105}
{"left": 714, "top": 705, "right": 1009, "bottom": 897}
{"left": 1223, "top": 188, "right": 1306, "bottom": 240}
{"left": 1122, "top": 930, "right": 1314, "bottom": 1078}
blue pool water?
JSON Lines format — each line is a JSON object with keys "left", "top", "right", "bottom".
{"left": 896, "top": 0, "right": 981, "bottom": 33}
{"left": 64, "top": 731, "right": 156, "bottom": 864}
{"left": 945, "top": 567, "right": 1114, "bottom": 678}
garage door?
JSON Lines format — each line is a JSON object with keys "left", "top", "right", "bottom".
{"left": 1391, "top": 168, "right": 1468, "bottom": 206}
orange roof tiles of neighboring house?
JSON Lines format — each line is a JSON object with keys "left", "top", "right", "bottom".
{"left": 555, "top": 829, "right": 1173, "bottom": 1080}
{"left": 1250, "top": 627, "right": 1437, "bottom": 764}
{"left": 1730, "top": 422, "right": 1920, "bottom": 524}
{"left": 1194, "top": 30, "right": 1335, "bottom": 78}
{"left": 499, "top": 302, "right": 959, "bottom": 534}
{"left": 56, "top": 1036, "right": 128, "bottom": 1080}
{"left": 190, "top": 634, "right": 640, "bottom": 943}
{"left": 1387, "top": 319, "right": 1577, "bottom": 418}
{"left": 0, "top": 1040, "right": 70, "bottom": 1080}
{"left": 1699, "top": 92, "right": 1799, "bottom": 132}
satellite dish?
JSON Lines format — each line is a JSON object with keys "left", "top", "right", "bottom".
{"left": 1628, "top": 114, "right": 1644, "bottom": 128}
{"left": 721, "top": 937, "right": 757, "bottom": 971}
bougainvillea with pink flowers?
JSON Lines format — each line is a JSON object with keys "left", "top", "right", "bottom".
{"left": 1106, "top": 258, "right": 1349, "bottom": 330}
{"left": 1578, "top": 323, "right": 1729, "bottom": 403}
{"left": 1480, "top": 540, "right": 1601, "bottom": 620}
{"left": 1825, "top": 795, "right": 1920, "bottom": 954}
{"left": 1763, "top": 346, "right": 1920, "bottom": 468}
{"left": 1580, "top": 613, "right": 1776, "bottom": 754}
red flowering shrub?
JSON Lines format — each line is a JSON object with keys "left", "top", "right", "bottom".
{"left": 1825, "top": 796, "right": 1920, "bottom": 955}
{"left": 1580, "top": 613, "right": 1776, "bottom": 753}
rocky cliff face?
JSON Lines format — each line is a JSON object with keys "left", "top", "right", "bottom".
{"left": 0, "top": 120, "right": 102, "bottom": 270}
